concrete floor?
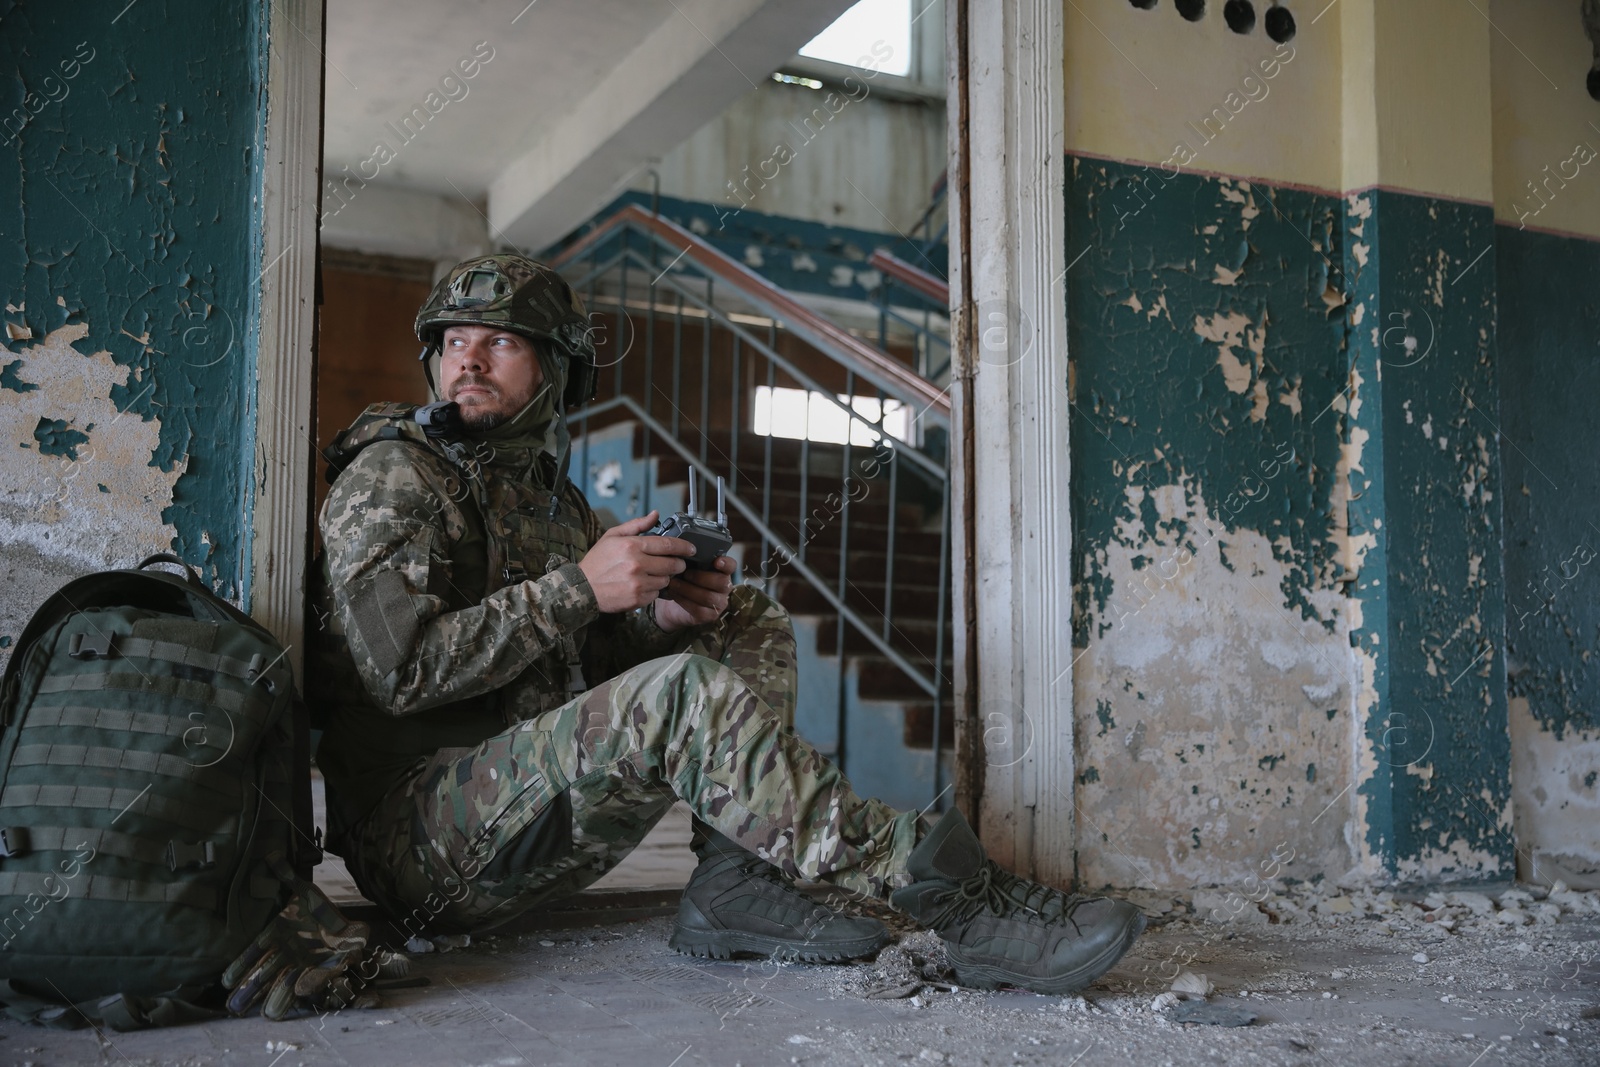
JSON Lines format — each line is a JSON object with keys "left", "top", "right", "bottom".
{"left": 2, "top": 860, "right": 1597, "bottom": 1067}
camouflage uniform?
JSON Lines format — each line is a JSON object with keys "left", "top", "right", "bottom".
{"left": 310, "top": 413, "right": 920, "bottom": 934}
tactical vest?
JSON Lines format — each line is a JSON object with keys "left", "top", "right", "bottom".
{"left": 311, "top": 403, "right": 600, "bottom": 841}
{"left": 321, "top": 402, "right": 590, "bottom": 595}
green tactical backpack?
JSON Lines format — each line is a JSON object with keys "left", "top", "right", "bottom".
{"left": 0, "top": 554, "right": 319, "bottom": 1029}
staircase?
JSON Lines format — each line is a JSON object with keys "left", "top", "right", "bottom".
{"left": 552, "top": 205, "right": 953, "bottom": 811}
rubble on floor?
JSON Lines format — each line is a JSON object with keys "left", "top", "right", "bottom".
{"left": 1, "top": 882, "right": 1596, "bottom": 1066}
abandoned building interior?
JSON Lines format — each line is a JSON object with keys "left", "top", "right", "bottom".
{"left": 1, "top": 0, "right": 1598, "bottom": 1063}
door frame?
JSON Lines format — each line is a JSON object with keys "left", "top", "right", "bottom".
{"left": 249, "top": 0, "right": 325, "bottom": 674}
{"left": 947, "top": 0, "right": 1076, "bottom": 883}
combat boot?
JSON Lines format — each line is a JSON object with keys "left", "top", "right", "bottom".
{"left": 890, "top": 807, "right": 1145, "bottom": 994}
{"left": 668, "top": 826, "right": 891, "bottom": 962}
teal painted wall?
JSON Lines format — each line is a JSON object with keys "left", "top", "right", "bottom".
{"left": 1347, "top": 192, "right": 1510, "bottom": 880}
{"left": 1498, "top": 227, "right": 1600, "bottom": 736}
{"left": 556, "top": 191, "right": 946, "bottom": 310}
{"left": 1065, "top": 155, "right": 1513, "bottom": 887}
{"left": 0, "top": 1, "right": 266, "bottom": 617}
{"left": 1064, "top": 156, "right": 1358, "bottom": 888}
{"left": 1497, "top": 225, "right": 1600, "bottom": 875}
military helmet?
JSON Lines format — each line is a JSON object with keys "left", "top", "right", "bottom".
{"left": 415, "top": 253, "right": 598, "bottom": 408}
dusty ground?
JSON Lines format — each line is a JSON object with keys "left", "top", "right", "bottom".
{"left": 2, "top": 877, "right": 1596, "bottom": 1067}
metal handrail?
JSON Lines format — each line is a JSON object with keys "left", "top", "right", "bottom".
{"left": 558, "top": 204, "right": 952, "bottom": 803}
{"left": 867, "top": 249, "right": 951, "bottom": 384}
{"left": 550, "top": 204, "right": 950, "bottom": 428}
{"left": 597, "top": 244, "right": 947, "bottom": 482}
{"left": 867, "top": 248, "right": 949, "bottom": 306}
{"left": 575, "top": 395, "right": 944, "bottom": 701}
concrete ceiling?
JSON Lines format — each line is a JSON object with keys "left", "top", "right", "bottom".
{"left": 323, "top": 0, "right": 857, "bottom": 251}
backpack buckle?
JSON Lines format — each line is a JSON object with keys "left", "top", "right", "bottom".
{"left": 165, "top": 840, "right": 216, "bottom": 872}
{"left": 67, "top": 632, "right": 114, "bottom": 659}
{"left": 0, "top": 827, "right": 31, "bottom": 859}
{"left": 244, "top": 653, "right": 279, "bottom": 695}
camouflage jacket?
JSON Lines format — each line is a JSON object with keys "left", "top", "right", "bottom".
{"left": 309, "top": 404, "right": 679, "bottom": 832}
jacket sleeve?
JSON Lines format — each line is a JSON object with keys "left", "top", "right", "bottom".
{"left": 574, "top": 491, "right": 683, "bottom": 678}
{"left": 321, "top": 441, "right": 601, "bottom": 716}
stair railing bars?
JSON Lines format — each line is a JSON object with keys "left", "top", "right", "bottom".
{"left": 550, "top": 207, "right": 953, "bottom": 797}
{"left": 867, "top": 247, "right": 951, "bottom": 384}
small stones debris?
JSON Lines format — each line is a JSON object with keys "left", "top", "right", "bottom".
{"left": 1171, "top": 970, "right": 1215, "bottom": 997}
{"left": 403, "top": 936, "right": 434, "bottom": 954}
{"left": 1170, "top": 1001, "right": 1258, "bottom": 1027}
{"left": 1412, "top": 952, "right": 1430, "bottom": 964}
{"left": 432, "top": 933, "right": 471, "bottom": 951}
{"left": 1150, "top": 992, "right": 1180, "bottom": 1012}
{"left": 864, "top": 981, "right": 923, "bottom": 1000}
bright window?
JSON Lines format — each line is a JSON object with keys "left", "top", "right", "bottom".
{"left": 753, "top": 386, "right": 909, "bottom": 446}
{"left": 799, "top": 0, "right": 913, "bottom": 77}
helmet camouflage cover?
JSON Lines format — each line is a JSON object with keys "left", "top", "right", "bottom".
{"left": 415, "top": 253, "right": 598, "bottom": 408}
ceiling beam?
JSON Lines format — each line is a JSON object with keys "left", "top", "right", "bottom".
{"left": 489, "top": 0, "right": 857, "bottom": 251}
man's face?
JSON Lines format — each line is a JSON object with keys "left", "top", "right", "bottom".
{"left": 439, "top": 324, "right": 544, "bottom": 431}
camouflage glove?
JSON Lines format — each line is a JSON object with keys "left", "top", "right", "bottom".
{"left": 222, "top": 880, "right": 372, "bottom": 1020}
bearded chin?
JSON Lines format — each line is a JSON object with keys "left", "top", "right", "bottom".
{"left": 458, "top": 402, "right": 509, "bottom": 432}
{"left": 452, "top": 384, "right": 535, "bottom": 432}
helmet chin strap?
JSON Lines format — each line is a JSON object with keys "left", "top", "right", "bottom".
{"left": 548, "top": 388, "right": 573, "bottom": 520}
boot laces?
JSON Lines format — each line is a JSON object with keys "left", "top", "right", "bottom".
{"left": 727, "top": 854, "right": 831, "bottom": 922}
{"left": 928, "top": 861, "right": 1086, "bottom": 934}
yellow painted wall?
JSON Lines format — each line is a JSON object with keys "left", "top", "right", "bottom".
{"left": 1064, "top": 0, "right": 1509, "bottom": 204}
{"left": 1491, "top": 0, "right": 1600, "bottom": 239}
{"left": 1368, "top": 0, "right": 1494, "bottom": 202}
{"left": 1063, "top": 0, "right": 1342, "bottom": 191}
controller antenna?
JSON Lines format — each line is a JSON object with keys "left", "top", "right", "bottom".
{"left": 686, "top": 471, "right": 698, "bottom": 516}
{"left": 716, "top": 476, "right": 727, "bottom": 527}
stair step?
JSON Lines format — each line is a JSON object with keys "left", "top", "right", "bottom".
{"left": 900, "top": 703, "right": 957, "bottom": 750}
{"left": 758, "top": 546, "right": 945, "bottom": 576}
{"left": 817, "top": 616, "right": 949, "bottom": 663}
{"left": 726, "top": 521, "right": 943, "bottom": 556}
{"left": 857, "top": 655, "right": 955, "bottom": 702}
{"left": 773, "top": 578, "right": 946, "bottom": 617}
{"left": 737, "top": 487, "right": 932, "bottom": 532}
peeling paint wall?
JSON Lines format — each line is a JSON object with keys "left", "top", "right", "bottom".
{"left": 1498, "top": 226, "right": 1600, "bottom": 880}
{"left": 1066, "top": 163, "right": 1358, "bottom": 889}
{"left": 1488, "top": 0, "right": 1600, "bottom": 886}
{"left": 1061, "top": 0, "right": 1519, "bottom": 891}
{"left": 1343, "top": 191, "right": 1510, "bottom": 884}
{"left": 0, "top": 3, "right": 268, "bottom": 666}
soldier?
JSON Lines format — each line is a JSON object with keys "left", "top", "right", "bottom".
{"left": 285, "top": 254, "right": 1142, "bottom": 1014}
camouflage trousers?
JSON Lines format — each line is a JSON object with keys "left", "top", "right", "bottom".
{"left": 344, "top": 586, "right": 922, "bottom": 934}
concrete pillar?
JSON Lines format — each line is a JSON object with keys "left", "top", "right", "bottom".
{"left": 1338, "top": 0, "right": 1512, "bottom": 882}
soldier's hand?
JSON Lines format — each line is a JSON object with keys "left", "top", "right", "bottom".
{"left": 578, "top": 512, "right": 693, "bottom": 613}
{"left": 222, "top": 878, "right": 373, "bottom": 1020}
{"left": 655, "top": 555, "right": 735, "bottom": 632}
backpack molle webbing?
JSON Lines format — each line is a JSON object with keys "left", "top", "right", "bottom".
{"left": 0, "top": 554, "right": 318, "bottom": 1028}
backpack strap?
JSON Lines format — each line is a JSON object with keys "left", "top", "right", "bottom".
{"left": 0, "top": 979, "right": 221, "bottom": 1031}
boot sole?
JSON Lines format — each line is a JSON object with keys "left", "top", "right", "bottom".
{"left": 668, "top": 926, "right": 891, "bottom": 963}
{"left": 948, "top": 911, "right": 1148, "bottom": 995}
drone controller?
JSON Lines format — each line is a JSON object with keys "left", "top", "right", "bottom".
{"left": 647, "top": 474, "right": 733, "bottom": 570}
